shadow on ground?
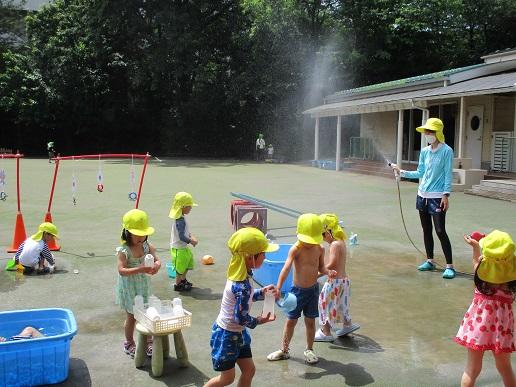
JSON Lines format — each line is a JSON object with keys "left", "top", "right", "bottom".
{"left": 301, "top": 359, "right": 375, "bottom": 386}
{"left": 57, "top": 358, "right": 92, "bottom": 386}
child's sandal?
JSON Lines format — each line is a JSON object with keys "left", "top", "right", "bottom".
{"left": 123, "top": 341, "right": 136, "bottom": 358}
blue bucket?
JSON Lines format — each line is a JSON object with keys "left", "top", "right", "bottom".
{"left": 277, "top": 292, "right": 297, "bottom": 313}
{"left": 166, "top": 263, "right": 176, "bottom": 278}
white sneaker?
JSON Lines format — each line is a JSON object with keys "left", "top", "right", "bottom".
{"left": 314, "top": 328, "right": 334, "bottom": 342}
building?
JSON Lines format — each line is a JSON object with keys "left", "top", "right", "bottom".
{"left": 304, "top": 49, "right": 516, "bottom": 192}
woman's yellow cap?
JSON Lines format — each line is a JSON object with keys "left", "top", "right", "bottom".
{"left": 416, "top": 117, "right": 445, "bottom": 143}
{"left": 477, "top": 230, "right": 516, "bottom": 284}
{"left": 122, "top": 209, "right": 155, "bottom": 236}
{"left": 297, "top": 213, "right": 323, "bottom": 245}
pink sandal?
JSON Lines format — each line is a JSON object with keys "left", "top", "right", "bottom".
{"left": 123, "top": 341, "right": 136, "bottom": 358}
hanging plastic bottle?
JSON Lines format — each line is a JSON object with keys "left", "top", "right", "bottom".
{"left": 0, "top": 168, "right": 6, "bottom": 202}
{"left": 71, "top": 156, "right": 78, "bottom": 205}
{"left": 128, "top": 155, "right": 137, "bottom": 201}
{"left": 96, "top": 156, "right": 104, "bottom": 192}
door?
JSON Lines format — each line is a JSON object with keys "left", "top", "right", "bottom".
{"left": 466, "top": 105, "right": 484, "bottom": 169}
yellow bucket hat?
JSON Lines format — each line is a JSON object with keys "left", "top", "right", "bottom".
{"left": 297, "top": 213, "right": 323, "bottom": 245}
{"left": 416, "top": 118, "right": 445, "bottom": 143}
{"left": 226, "top": 227, "right": 278, "bottom": 281}
{"left": 31, "top": 222, "right": 59, "bottom": 241}
{"left": 122, "top": 209, "right": 155, "bottom": 236}
{"left": 169, "top": 192, "right": 198, "bottom": 219}
{"left": 319, "top": 213, "right": 347, "bottom": 241}
{"left": 477, "top": 230, "right": 516, "bottom": 284}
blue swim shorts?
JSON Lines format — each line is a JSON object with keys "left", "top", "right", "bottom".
{"left": 287, "top": 283, "right": 319, "bottom": 320}
{"left": 210, "top": 323, "right": 252, "bottom": 371}
{"left": 416, "top": 195, "right": 444, "bottom": 215}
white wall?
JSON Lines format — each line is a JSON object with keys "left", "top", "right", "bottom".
{"left": 360, "top": 111, "right": 398, "bottom": 160}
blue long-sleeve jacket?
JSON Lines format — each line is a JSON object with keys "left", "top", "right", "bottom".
{"left": 401, "top": 143, "right": 453, "bottom": 197}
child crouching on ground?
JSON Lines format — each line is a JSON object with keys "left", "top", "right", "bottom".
{"left": 267, "top": 213, "right": 336, "bottom": 364}
{"left": 15, "top": 222, "right": 58, "bottom": 274}
{"left": 204, "top": 227, "right": 278, "bottom": 387}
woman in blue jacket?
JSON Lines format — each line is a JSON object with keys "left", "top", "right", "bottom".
{"left": 395, "top": 118, "right": 455, "bottom": 279}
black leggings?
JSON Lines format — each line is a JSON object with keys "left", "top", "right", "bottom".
{"left": 419, "top": 210, "right": 453, "bottom": 264}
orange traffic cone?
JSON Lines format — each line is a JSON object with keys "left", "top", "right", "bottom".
{"left": 43, "top": 212, "right": 61, "bottom": 251}
{"left": 7, "top": 212, "right": 27, "bottom": 253}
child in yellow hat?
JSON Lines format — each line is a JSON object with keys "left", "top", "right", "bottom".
{"left": 267, "top": 213, "right": 337, "bottom": 365}
{"left": 169, "top": 192, "right": 198, "bottom": 291}
{"left": 115, "top": 209, "right": 161, "bottom": 358}
{"left": 205, "top": 227, "right": 278, "bottom": 387}
{"left": 455, "top": 230, "right": 516, "bottom": 386}
{"left": 14, "top": 222, "right": 58, "bottom": 274}
{"left": 315, "top": 214, "right": 359, "bottom": 342}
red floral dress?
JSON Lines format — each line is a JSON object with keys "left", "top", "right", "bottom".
{"left": 454, "top": 288, "right": 515, "bottom": 354}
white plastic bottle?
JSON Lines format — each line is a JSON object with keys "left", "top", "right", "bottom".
{"left": 262, "top": 291, "right": 275, "bottom": 318}
{"left": 144, "top": 254, "right": 154, "bottom": 276}
{"left": 172, "top": 297, "right": 184, "bottom": 317}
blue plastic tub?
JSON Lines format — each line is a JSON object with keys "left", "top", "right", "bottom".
{"left": 0, "top": 308, "right": 77, "bottom": 387}
{"left": 252, "top": 244, "right": 294, "bottom": 294}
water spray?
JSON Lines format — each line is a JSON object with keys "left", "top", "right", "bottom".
{"left": 387, "top": 160, "right": 473, "bottom": 277}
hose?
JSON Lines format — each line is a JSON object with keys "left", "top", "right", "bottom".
{"left": 393, "top": 172, "right": 473, "bottom": 277}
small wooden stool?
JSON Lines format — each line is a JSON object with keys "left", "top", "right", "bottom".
{"left": 135, "top": 323, "right": 189, "bottom": 377}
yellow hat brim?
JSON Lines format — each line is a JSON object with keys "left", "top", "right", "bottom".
{"left": 297, "top": 233, "right": 323, "bottom": 245}
{"left": 127, "top": 226, "right": 155, "bottom": 236}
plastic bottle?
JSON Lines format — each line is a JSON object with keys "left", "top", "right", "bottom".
{"left": 349, "top": 232, "right": 358, "bottom": 245}
{"left": 172, "top": 297, "right": 184, "bottom": 317}
{"left": 262, "top": 291, "right": 275, "bottom": 318}
{"left": 134, "top": 295, "right": 144, "bottom": 311}
{"left": 146, "top": 306, "right": 160, "bottom": 321}
{"left": 148, "top": 295, "right": 161, "bottom": 313}
{"left": 144, "top": 254, "right": 154, "bottom": 276}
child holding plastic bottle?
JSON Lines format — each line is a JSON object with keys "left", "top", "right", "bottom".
{"left": 315, "top": 213, "right": 359, "bottom": 342}
{"left": 169, "top": 192, "right": 198, "bottom": 291}
{"left": 267, "top": 213, "right": 336, "bottom": 365}
{"left": 14, "top": 222, "right": 58, "bottom": 274}
{"left": 115, "top": 209, "right": 161, "bottom": 358}
{"left": 204, "top": 227, "right": 278, "bottom": 387}
{"left": 454, "top": 230, "right": 516, "bottom": 386}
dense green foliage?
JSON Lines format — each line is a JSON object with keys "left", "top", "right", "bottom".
{"left": 1, "top": 0, "right": 516, "bottom": 157}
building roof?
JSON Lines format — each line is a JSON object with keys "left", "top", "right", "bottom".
{"left": 304, "top": 71, "right": 516, "bottom": 117}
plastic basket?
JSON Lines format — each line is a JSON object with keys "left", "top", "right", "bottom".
{"left": 134, "top": 301, "right": 192, "bottom": 334}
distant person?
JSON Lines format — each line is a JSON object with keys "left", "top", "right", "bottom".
{"left": 455, "top": 230, "right": 516, "bottom": 386}
{"left": 392, "top": 118, "right": 455, "bottom": 279}
{"left": 115, "top": 209, "right": 161, "bottom": 358}
{"left": 169, "top": 192, "right": 198, "bottom": 291}
{"left": 14, "top": 222, "right": 58, "bottom": 274}
{"left": 267, "top": 213, "right": 336, "bottom": 364}
{"left": 267, "top": 144, "right": 274, "bottom": 160}
{"left": 315, "top": 214, "right": 359, "bottom": 342}
{"left": 47, "top": 141, "right": 56, "bottom": 163}
{"left": 204, "top": 227, "right": 278, "bottom": 387}
{"left": 255, "top": 134, "right": 266, "bottom": 161}
{"left": 0, "top": 326, "right": 43, "bottom": 342}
